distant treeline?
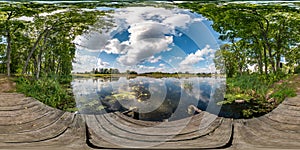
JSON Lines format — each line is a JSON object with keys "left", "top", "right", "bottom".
{"left": 76, "top": 68, "right": 216, "bottom": 77}
{"left": 92, "top": 68, "right": 120, "bottom": 74}
{"left": 77, "top": 68, "right": 137, "bottom": 75}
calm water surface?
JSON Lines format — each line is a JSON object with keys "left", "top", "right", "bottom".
{"left": 71, "top": 76, "right": 240, "bottom": 121}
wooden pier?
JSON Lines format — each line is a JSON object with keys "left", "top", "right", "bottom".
{"left": 0, "top": 91, "right": 299, "bottom": 149}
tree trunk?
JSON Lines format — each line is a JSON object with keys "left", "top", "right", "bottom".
{"left": 22, "top": 29, "right": 48, "bottom": 75}
{"left": 254, "top": 37, "right": 263, "bottom": 74}
{"left": 36, "top": 51, "right": 42, "bottom": 79}
{"left": 36, "top": 30, "right": 50, "bottom": 79}
{"left": 256, "top": 15, "right": 273, "bottom": 75}
{"left": 6, "top": 31, "right": 11, "bottom": 77}
{"left": 263, "top": 44, "right": 268, "bottom": 75}
{"left": 276, "top": 55, "right": 281, "bottom": 72}
{"left": 4, "top": 12, "right": 13, "bottom": 77}
{"left": 267, "top": 44, "right": 275, "bottom": 73}
{"left": 33, "top": 55, "right": 38, "bottom": 78}
{"left": 258, "top": 54, "right": 263, "bottom": 74}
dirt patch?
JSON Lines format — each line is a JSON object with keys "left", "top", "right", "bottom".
{"left": 0, "top": 75, "right": 16, "bottom": 93}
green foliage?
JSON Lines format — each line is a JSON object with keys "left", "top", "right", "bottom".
{"left": 219, "top": 73, "right": 296, "bottom": 118}
{"left": 0, "top": 2, "right": 113, "bottom": 78}
{"left": 179, "top": 3, "right": 300, "bottom": 76}
{"left": 16, "top": 77, "right": 76, "bottom": 111}
{"left": 270, "top": 83, "right": 297, "bottom": 103}
{"left": 294, "top": 65, "right": 300, "bottom": 74}
{"left": 227, "top": 73, "right": 269, "bottom": 96}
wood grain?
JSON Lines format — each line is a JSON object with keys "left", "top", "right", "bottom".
{"left": 0, "top": 92, "right": 299, "bottom": 149}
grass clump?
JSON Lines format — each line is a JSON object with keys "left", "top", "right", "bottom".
{"left": 220, "top": 73, "right": 297, "bottom": 118}
{"left": 270, "top": 83, "right": 297, "bottom": 103}
{"left": 16, "top": 76, "right": 77, "bottom": 112}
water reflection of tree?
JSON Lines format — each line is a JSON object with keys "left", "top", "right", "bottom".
{"left": 201, "top": 81, "right": 226, "bottom": 116}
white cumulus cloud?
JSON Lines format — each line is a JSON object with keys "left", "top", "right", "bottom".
{"left": 180, "top": 45, "right": 215, "bottom": 66}
{"left": 148, "top": 56, "right": 162, "bottom": 63}
{"left": 101, "top": 7, "right": 199, "bottom": 66}
{"left": 72, "top": 52, "right": 98, "bottom": 73}
{"left": 73, "top": 6, "right": 208, "bottom": 72}
{"left": 74, "top": 31, "right": 110, "bottom": 51}
{"left": 97, "top": 58, "right": 110, "bottom": 68}
{"left": 116, "top": 22, "right": 173, "bottom": 66}
{"left": 103, "top": 39, "right": 129, "bottom": 54}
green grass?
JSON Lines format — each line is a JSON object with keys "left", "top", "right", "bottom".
{"left": 270, "top": 83, "right": 297, "bottom": 103}
{"left": 15, "top": 76, "right": 77, "bottom": 112}
{"left": 220, "top": 73, "right": 297, "bottom": 118}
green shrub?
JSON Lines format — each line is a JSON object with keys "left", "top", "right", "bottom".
{"left": 295, "top": 65, "right": 300, "bottom": 74}
{"left": 16, "top": 77, "right": 76, "bottom": 111}
{"left": 270, "top": 85, "right": 297, "bottom": 103}
{"left": 221, "top": 73, "right": 296, "bottom": 118}
{"left": 226, "top": 73, "right": 271, "bottom": 96}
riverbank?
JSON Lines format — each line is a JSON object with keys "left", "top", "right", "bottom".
{"left": 72, "top": 73, "right": 224, "bottom": 79}
{"left": 13, "top": 75, "right": 77, "bottom": 112}
{"left": 220, "top": 73, "right": 298, "bottom": 118}
{"left": 1, "top": 73, "right": 298, "bottom": 118}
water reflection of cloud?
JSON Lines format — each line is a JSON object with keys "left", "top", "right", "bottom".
{"left": 72, "top": 77, "right": 226, "bottom": 119}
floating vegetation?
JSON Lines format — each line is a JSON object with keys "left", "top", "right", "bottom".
{"left": 182, "top": 81, "right": 193, "bottom": 91}
{"left": 72, "top": 77, "right": 226, "bottom": 121}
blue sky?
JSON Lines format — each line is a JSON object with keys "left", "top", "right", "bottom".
{"left": 73, "top": 6, "right": 222, "bottom": 73}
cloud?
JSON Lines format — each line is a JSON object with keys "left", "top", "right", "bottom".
{"left": 74, "top": 31, "right": 110, "bottom": 51}
{"left": 100, "top": 7, "right": 199, "bottom": 66}
{"left": 147, "top": 56, "right": 162, "bottom": 63}
{"left": 159, "top": 63, "right": 165, "bottom": 67}
{"left": 180, "top": 45, "right": 215, "bottom": 66}
{"left": 193, "top": 17, "right": 205, "bottom": 22}
{"left": 116, "top": 22, "right": 173, "bottom": 66}
{"left": 73, "top": 6, "right": 208, "bottom": 72}
{"left": 72, "top": 51, "right": 98, "bottom": 73}
{"left": 135, "top": 64, "right": 170, "bottom": 73}
{"left": 163, "top": 13, "right": 191, "bottom": 29}
{"left": 72, "top": 51, "right": 111, "bottom": 73}
{"left": 103, "top": 39, "right": 129, "bottom": 54}
{"left": 97, "top": 58, "right": 110, "bottom": 68}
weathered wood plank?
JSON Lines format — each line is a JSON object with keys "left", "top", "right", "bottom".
{"left": 0, "top": 93, "right": 87, "bottom": 149}
{"left": 232, "top": 95, "right": 300, "bottom": 149}
{"left": 85, "top": 112, "right": 233, "bottom": 149}
{"left": 0, "top": 91, "right": 300, "bottom": 149}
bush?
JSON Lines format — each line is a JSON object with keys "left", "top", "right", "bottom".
{"left": 221, "top": 73, "right": 295, "bottom": 118}
{"left": 294, "top": 65, "right": 300, "bottom": 74}
{"left": 270, "top": 84, "right": 297, "bottom": 103}
{"left": 226, "top": 73, "right": 271, "bottom": 96}
{"left": 16, "top": 77, "right": 76, "bottom": 111}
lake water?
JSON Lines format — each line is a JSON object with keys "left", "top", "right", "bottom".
{"left": 71, "top": 76, "right": 239, "bottom": 121}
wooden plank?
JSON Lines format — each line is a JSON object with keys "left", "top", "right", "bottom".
{"left": 0, "top": 93, "right": 87, "bottom": 149}
{"left": 85, "top": 112, "right": 233, "bottom": 149}
{"left": 1, "top": 91, "right": 300, "bottom": 149}
{"left": 232, "top": 94, "right": 300, "bottom": 149}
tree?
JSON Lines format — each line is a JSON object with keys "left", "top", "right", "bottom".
{"left": 0, "top": 2, "right": 112, "bottom": 79}
{"left": 179, "top": 3, "right": 300, "bottom": 76}
{"left": 21, "top": 7, "right": 108, "bottom": 79}
{"left": 214, "top": 44, "right": 237, "bottom": 77}
{"left": 0, "top": 3, "right": 38, "bottom": 76}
